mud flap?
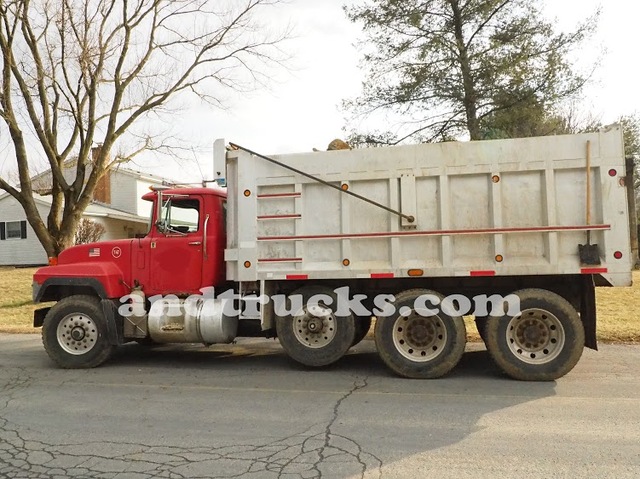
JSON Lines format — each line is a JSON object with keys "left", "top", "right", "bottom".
{"left": 580, "top": 275, "right": 597, "bottom": 350}
{"left": 33, "top": 307, "right": 51, "bottom": 328}
{"left": 101, "top": 299, "right": 124, "bottom": 345}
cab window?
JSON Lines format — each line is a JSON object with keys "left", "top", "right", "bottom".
{"left": 159, "top": 198, "right": 200, "bottom": 234}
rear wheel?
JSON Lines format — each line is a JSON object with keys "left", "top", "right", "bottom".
{"left": 374, "top": 289, "right": 466, "bottom": 379}
{"left": 276, "top": 286, "right": 355, "bottom": 367}
{"left": 484, "top": 289, "right": 584, "bottom": 381}
{"left": 42, "top": 295, "right": 114, "bottom": 369}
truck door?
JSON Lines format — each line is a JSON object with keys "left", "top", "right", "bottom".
{"left": 149, "top": 196, "right": 203, "bottom": 294}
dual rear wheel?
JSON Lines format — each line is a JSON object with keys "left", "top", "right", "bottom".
{"left": 377, "top": 288, "right": 584, "bottom": 380}
{"left": 375, "top": 289, "right": 466, "bottom": 379}
{"left": 275, "top": 286, "right": 356, "bottom": 367}
{"left": 276, "top": 285, "right": 584, "bottom": 381}
{"left": 482, "top": 289, "right": 584, "bottom": 381}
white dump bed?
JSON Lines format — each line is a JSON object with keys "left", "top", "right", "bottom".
{"left": 221, "top": 126, "right": 632, "bottom": 286}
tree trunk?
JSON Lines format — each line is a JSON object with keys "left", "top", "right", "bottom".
{"left": 449, "top": 0, "right": 480, "bottom": 140}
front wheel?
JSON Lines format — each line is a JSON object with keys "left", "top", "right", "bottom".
{"left": 374, "top": 289, "right": 466, "bottom": 379}
{"left": 276, "top": 286, "right": 355, "bottom": 367}
{"left": 484, "top": 289, "right": 584, "bottom": 381}
{"left": 42, "top": 295, "right": 114, "bottom": 369}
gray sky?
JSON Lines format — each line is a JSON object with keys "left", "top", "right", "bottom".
{"left": 161, "top": 0, "right": 638, "bottom": 182}
{"left": 1, "top": 0, "right": 637, "bottom": 183}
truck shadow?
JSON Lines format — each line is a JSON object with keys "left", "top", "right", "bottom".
{"left": 108, "top": 338, "right": 505, "bottom": 379}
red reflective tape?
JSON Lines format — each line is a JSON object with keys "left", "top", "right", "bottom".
{"left": 286, "top": 274, "right": 308, "bottom": 280}
{"left": 470, "top": 270, "right": 496, "bottom": 277}
{"left": 371, "top": 273, "right": 394, "bottom": 279}
{"left": 581, "top": 267, "right": 608, "bottom": 274}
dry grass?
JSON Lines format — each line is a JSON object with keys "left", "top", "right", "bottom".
{"left": 594, "top": 271, "right": 640, "bottom": 343}
{"left": 0, "top": 267, "right": 45, "bottom": 333}
{"left": 0, "top": 267, "right": 35, "bottom": 308}
{"left": 1, "top": 267, "right": 639, "bottom": 342}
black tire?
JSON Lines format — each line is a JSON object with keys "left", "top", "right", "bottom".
{"left": 42, "top": 295, "right": 114, "bottom": 369}
{"left": 484, "top": 288, "right": 584, "bottom": 381}
{"left": 276, "top": 285, "right": 355, "bottom": 367}
{"left": 352, "top": 315, "right": 372, "bottom": 347}
{"left": 374, "top": 289, "right": 466, "bottom": 379}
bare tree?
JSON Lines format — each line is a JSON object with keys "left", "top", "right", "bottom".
{"left": 0, "top": 0, "right": 287, "bottom": 257}
{"left": 74, "top": 218, "right": 106, "bottom": 244}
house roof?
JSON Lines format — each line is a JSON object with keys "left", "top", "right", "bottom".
{"left": 0, "top": 192, "right": 149, "bottom": 225}
{"left": 28, "top": 163, "right": 176, "bottom": 186}
{"left": 108, "top": 165, "right": 176, "bottom": 185}
{"left": 82, "top": 202, "right": 149, "bottom": 224}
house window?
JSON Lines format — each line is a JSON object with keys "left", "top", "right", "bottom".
{"left": 0, "top": 220, "right": 27, "bottom": 240}
{"left": 6, "top": 221, "right": 21, "bottom": 239}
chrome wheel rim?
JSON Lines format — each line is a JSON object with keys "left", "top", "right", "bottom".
{"left": 392, "top": 312, "right": 447, "bottom": 362}
{"left": 506, "top": 308, "right": 565, "bottom": 364}
{"left": 292, "top": 303, "right": 337, "bottom": 348}
{"left": 56, "top": 313, "right": 98, "bottom": 355}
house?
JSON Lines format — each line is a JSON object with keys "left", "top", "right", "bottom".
{"left": 0, "top": 166, "right": 177, "bottom": 266}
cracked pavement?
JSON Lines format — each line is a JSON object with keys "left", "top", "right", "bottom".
{"left": 1, "top": 335, "right": 640, "bottom": 478}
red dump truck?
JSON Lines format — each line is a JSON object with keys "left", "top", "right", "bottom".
{"left": 33, "top": 126, "right": 633, "bottom": 380}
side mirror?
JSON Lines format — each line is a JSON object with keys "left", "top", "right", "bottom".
{"left": 152, "top": 186, "right": 171, "bottom": 235}
{"left": 156, "top": 190, "right": 164, "bottom": 231}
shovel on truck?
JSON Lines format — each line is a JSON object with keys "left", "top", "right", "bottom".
{"left": 579, "top": 139, "right": 601, "bottom": 265}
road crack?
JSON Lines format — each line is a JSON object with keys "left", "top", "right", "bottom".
{"left": 0, "top": 372, "right": 383, "bottom": 478}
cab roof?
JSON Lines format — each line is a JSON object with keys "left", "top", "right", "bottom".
{"left": 142, "top": 186, "right": 227, "bottom": 202}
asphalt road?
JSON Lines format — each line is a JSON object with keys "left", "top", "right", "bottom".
{"left": 0, "top": 334, "right": 639, "bottom": 479}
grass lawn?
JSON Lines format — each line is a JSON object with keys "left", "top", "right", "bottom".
{"left": 0, "top": 267, "right": 48, "bottom": 333}
{"left": 1, "top": 267, "right": 638, "bottom": 343}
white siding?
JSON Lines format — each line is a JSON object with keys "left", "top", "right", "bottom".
{"left": 0, "top": 196, "right": 48, "bottom": 266}
{"left": 109, "top": 171, "right": 138, "bottom": 214}
{"left": 0, "top": 166, "right": 167, "bottom": 265}
{"left": 32, "top": 167, "right": 164, "bottom": 216}
{"left": 136, "top": 179, "right": 155, "bottom": 217}
{"left": 89, "top": 217, "right": 149, "bottom": 241}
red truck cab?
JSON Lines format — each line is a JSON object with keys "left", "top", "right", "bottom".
{"left": 32, "top": 187, "right": 227, "bottom": 367}
{"left": 33, "top": 187, "right": 227, "bottom": 302}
